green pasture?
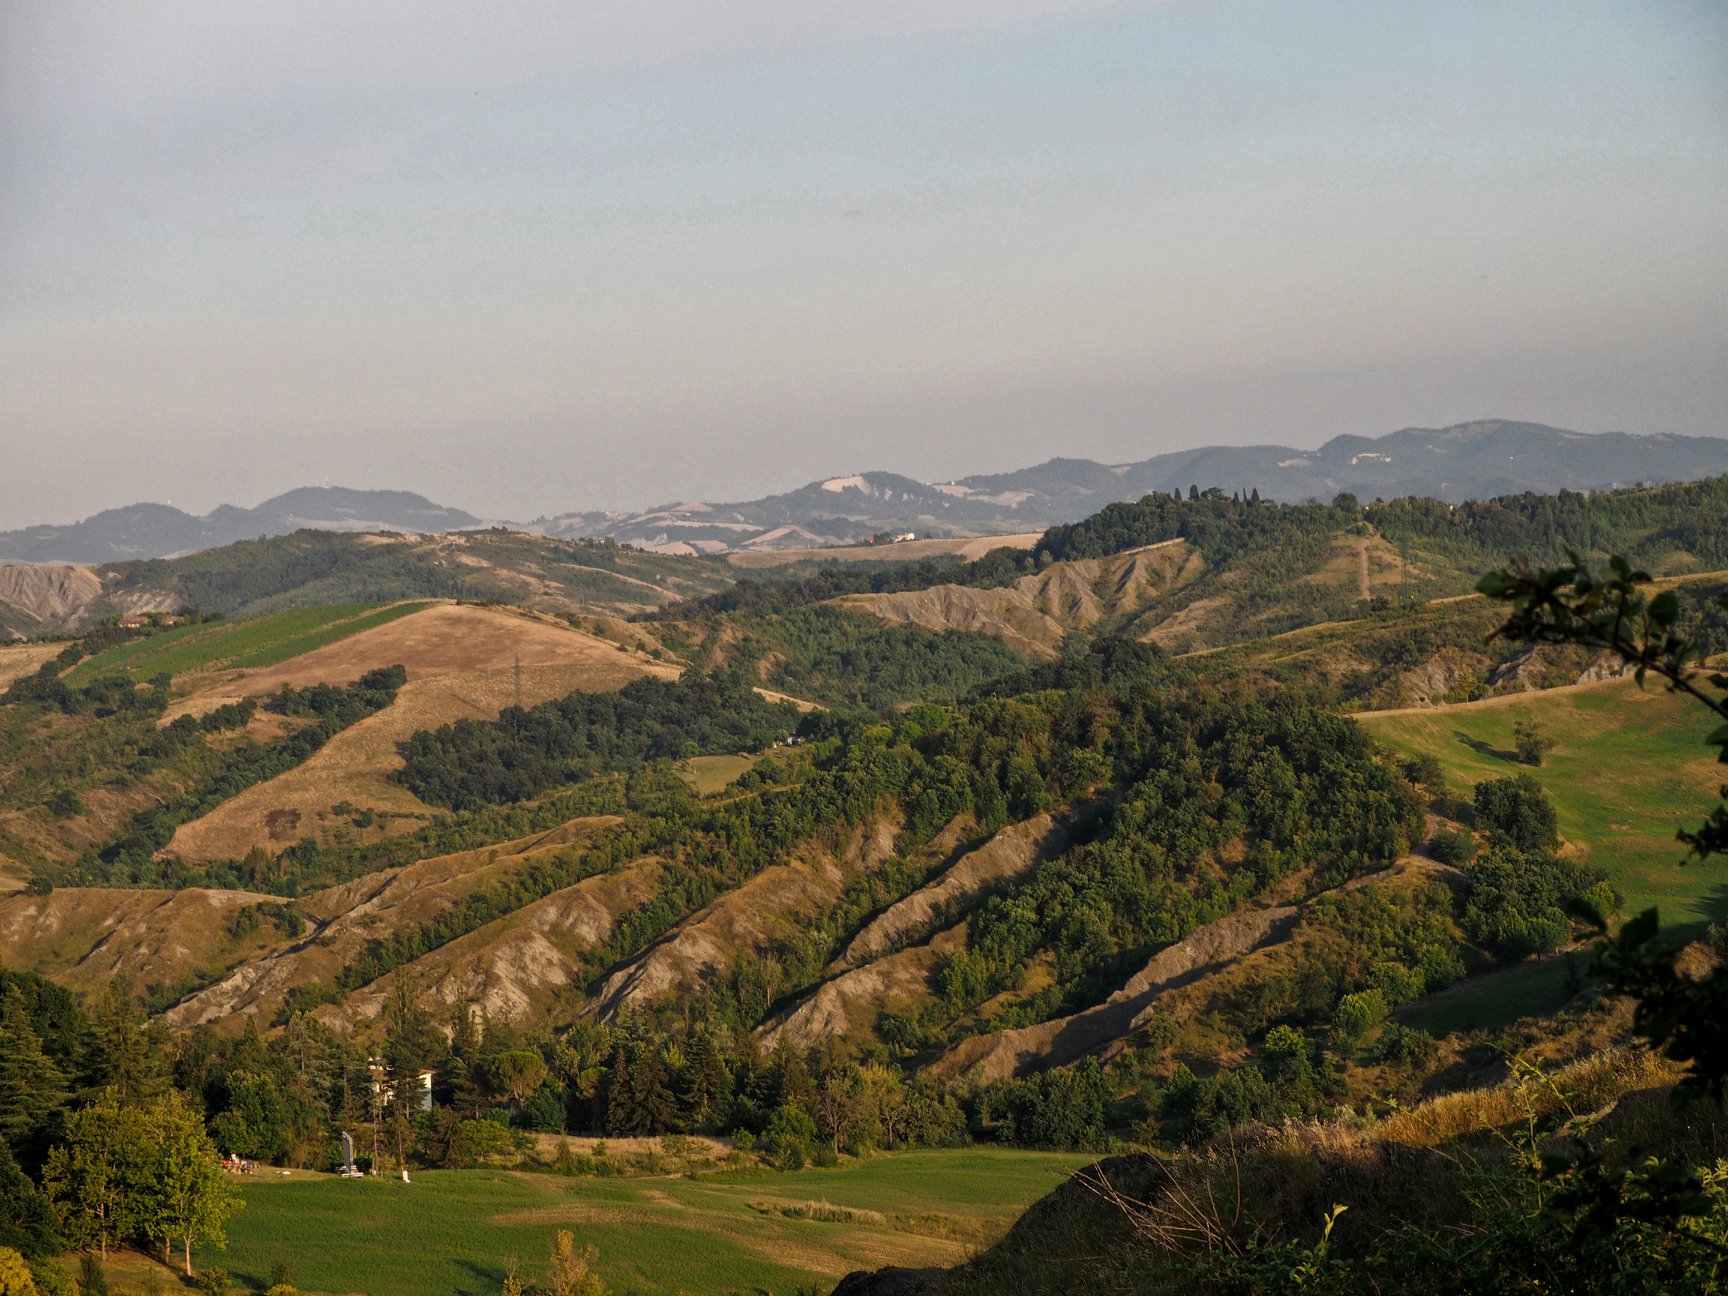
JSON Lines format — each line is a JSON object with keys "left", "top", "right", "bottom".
{"left": 675, "top": 753, "right": 762, "bottom": 795}
{"left": 1359, "top": 679, "right": 1728, "bottom": 938}
{"left": 202, "top": 1148, "right": 1087, "bottom": 1296}
{"left": 1396, "top": 957, "right": 1578, "bottom": 1037}
{"left": 68, "top": 603, "right": 431, "bottom": 684}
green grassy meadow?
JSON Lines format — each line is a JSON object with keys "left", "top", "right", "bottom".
{"left": 1395, "top": 956, "right": 1578, "bottom": 1036}
{"left": 675, "top": 754, "right": 762, "bottom": 795}
{"left": 68, "top": 603, "right": 432, "bottom": 683}
{"left": 1358, "top": 679, "right": 1727, "bottom": 939}
{"left": 199, "top": 1149, "right": 1088, "bottom": 1296}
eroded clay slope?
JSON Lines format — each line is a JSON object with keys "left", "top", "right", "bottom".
{"left": 843, "top": 541, "right": 1199, "bottom": 658}
{"left": 929, "top": 859, "right": 1440, "bottom": 1083}
{"left": 0, "top": 885, "right": 281, "bottom": 999}
{"left": 165, "top": 816, "right": 620, "bottom": 1030}
{"left": 931, "top": 901, "right": 1299, "bottom": 1083}
{"left": 840, "top": 814, "right": 1062, "bottom": 966}
{"left": 588, "top": 816, "right": 902, "bottom": 1020}
{"left": 761, "top": 924, "right": 968, "bottom": 1051}
{"left": 321, "top": 855, "right": 665, "bottom": 1032}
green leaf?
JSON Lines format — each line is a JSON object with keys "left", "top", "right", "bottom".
{"left": 1648, "top": 591, "right": 1680, "bottom": 628}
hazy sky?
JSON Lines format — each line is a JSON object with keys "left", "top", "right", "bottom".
{"left": 3, "top": 0, "right": 1725, "bottom": 525}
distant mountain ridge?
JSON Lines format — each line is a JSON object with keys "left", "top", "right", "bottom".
{"left": 4, "top": 421, "right": 1726, "bottom": 562}
{"left": 0, "top": 487, "right": 481, "bottom": 563}
{"left": 537, "top": 420, "right": 1728, "bottom": 553}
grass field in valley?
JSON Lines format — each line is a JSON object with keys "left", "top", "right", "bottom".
{"left": 197, "top": 1150, "right": 1088, "bottom": 1296}
{"left": 66, "top": 603, "right": 432, "bottom": 683}
{"left": 1357, "top": 678, "right": 1726, "bottom": 938}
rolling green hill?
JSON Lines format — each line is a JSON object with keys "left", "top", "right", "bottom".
{"left": 1358, "top": 678, "right": 1725, "bottom": 936}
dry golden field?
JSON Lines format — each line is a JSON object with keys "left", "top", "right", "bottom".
{"left": 166, "top": 604, "right": 677, "bottom": 860}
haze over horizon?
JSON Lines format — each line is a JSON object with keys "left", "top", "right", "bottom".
{"left": 4, "top": 1, "right": 1725, "bottom": 526}
{"left": 5, "top": 416, "right": 1728, "bottom": 536}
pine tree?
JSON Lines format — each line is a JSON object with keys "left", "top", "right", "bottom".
{"left": 0, "top": 989, "right": 65, "bottom": 1163}
{"left": 679, "top": 1030, "right": 732, "bottom": 1127}
{"left": 631, "top": 1046, "right": 677, "bottom": 1135}
{"left": 0, "top": 1140, "right": 58, "bottom": 1259}
{"left": 769, "top": 1034, "right": 814, "bottom": 1113}
{"left": 83, "top": 982, "right": 167, "bottom": 1107}
{"left": 382, "top": 973, "right": 442, "bottom": 1088}
{"left": 601, "top": 1041, "right": 639, "bottom": 1136}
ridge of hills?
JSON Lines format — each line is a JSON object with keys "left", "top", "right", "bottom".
{"left": 1, "top": 470, "right": 1726, "bottom": 1296}
{"left": 0, "top": 486, "right": 482, "bottom": 564}
{"left": 0, "top": 528, "right": 737, "bottom": 639}
{"left": 526, "top": 420, "right": 1728, "bottom": 551}
{"left": 7, "top": 420, "right": 1728, "bottom": 566}
{"left": 3, "top": 474, "right": 1723, "bottom": 1054}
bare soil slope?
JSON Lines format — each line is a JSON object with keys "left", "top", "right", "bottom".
{"left": 326, "top": 855, "right": 665, "bottom": 1031}
{"left": 0, "top": 885, "right": 282, "bottom": 999}
{"left": 841, "top": 815, "right": 1060, "bottom": 965}
{"left": 931, "top": 859, "right": 1439, "bottom": 1083}
{"left": 0, "top": 564, "right": 175, "bottom": 636}
{"left": 762, "top": 924, "right": 969, "bottom": 1051}
{"left": 589, "top": 817, "right": 902, "bottom": 1019}
{"left": 844, "top": 542, "right": 1198, "bottom": 657}
{"left": 165, "top": 816, "right": 620, "bottom": 1030}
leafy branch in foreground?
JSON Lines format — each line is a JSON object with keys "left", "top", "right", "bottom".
{"left": 1438, "top": 553, "right": 1728, "bottom": 1282}
{"left": 1478, "top": 553, "right": 1728, "bottom": 1102}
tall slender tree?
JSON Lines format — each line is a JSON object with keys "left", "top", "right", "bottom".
{"left": 0, "top": 990, "right": 65, "bottom": 1165}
